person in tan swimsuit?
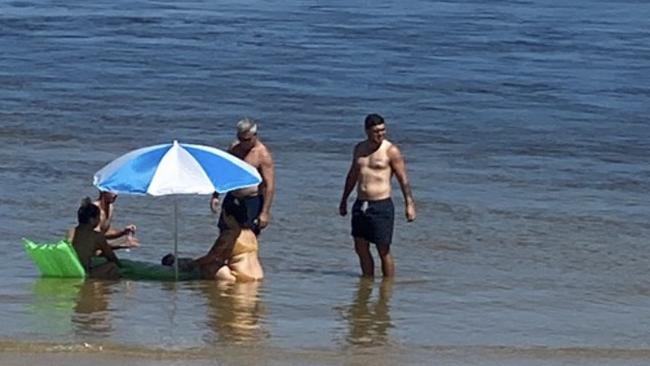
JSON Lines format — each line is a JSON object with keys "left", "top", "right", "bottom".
{"left": 162, "top": 213, "right": 263, "bottom": 282}
{"left": 195, "top": 212, "right": 264, "bottom": 282}
{"left": 339, "top": 114, "right": 416, "bottom": 277}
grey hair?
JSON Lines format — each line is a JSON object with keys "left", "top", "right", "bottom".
{"left": 236, "top": 118, "right": 258, "bottom": 135}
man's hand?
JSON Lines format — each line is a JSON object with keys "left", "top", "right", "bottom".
{"left": 406, "top": 202, "right": 416, "bottom": 222}
{"left": 339, "top": 200, "right": 348, "bottom": 216}
{"left": 125, "top": 235, "right": 140, "bottom": 248}
{"left": 258, "top": 211, "right": 270, "bottom": 229}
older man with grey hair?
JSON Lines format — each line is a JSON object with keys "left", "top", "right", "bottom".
{"left": 210, "top": 118, "right": 275, "bottom": 235}
{"left": 237, "top": 118, "right": 258, "bottom": 135}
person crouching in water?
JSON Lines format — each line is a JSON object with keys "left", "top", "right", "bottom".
{"left": 163, "top": 211, "right": 263, "bottom": 282}
{"left": 72, "top": 197, "right": 121, "bottom": 280}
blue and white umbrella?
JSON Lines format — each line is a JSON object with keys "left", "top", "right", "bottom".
{"left": 93, "top": 140, "right": 261, "bottom": 195}
{"left": 93, "top": 140, "right": 262, "bottom": 279}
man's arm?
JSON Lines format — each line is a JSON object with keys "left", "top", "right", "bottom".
{"left": 339, "top": 145, "right": 360, "bottom": 216}
{"left": 389, "top": 145, "right": 416, "bottom": 222}
{"left": 104, "top": 227, "right": 129, "bottom": 240}
{"left": 98, "top": 237, "right": 121, "bottom": 267}
{"left": 257, "top": 148, "right": 275, "bottom": 229}
{"left": 100, "top": 205, "right": 135, "bottom": 240}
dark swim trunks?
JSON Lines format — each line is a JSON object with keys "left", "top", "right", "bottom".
{"left": 351, "top": 198, "right": 395, "bottom": 246}
{"left": 218, "top": 193, "right": 264, "bottom": 235}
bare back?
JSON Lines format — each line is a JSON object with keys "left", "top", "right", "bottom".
{"left": 229, "top": 140, "right": 270, "bottom": 197}
{"left": 355, "top": 140, "right": 393, "bottom": 201}
{"left": 202, "top": 228, "right": 264, "bottom": 282}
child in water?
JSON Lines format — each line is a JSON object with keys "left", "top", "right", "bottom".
{"left": 71, "top": 197, "right": 121, "bottom": 279}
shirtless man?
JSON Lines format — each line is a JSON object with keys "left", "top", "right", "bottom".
{"left": 339, "top": 114, "right": 416, "bottom": 277}
{"left": 67, "top": 191, "right": 138, "bottom": 249}
{"left": 210, "top": 118, "right": 275, "bottom": 235}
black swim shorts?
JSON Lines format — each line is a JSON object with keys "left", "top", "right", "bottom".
{"left": 351, "top": 198, "right": 394, "bottom": 246}
{"left": 218, "top": 193, "right": 264, "bottom": 235}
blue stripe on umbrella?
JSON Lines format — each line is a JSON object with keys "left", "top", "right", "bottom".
{"left": 183, "top": 145, "right": 260, "bottom": 193}
{"left": 99, "top": 145, "right": 172, "bottom": 194}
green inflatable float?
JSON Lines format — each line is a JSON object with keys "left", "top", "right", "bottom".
{"left": 23, "top": 239, "right": 200, "bottom": 281}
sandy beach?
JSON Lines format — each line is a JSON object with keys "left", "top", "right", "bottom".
{"left": 2, "top": 341, "right": 650, "bottom": 366}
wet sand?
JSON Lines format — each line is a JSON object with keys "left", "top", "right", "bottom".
{"left": 2, "top": 342, "right": 650, "bottom": 366}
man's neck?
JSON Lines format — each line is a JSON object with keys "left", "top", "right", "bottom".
{"left": 366, "top": 139, "right": 382, "bottom": 151}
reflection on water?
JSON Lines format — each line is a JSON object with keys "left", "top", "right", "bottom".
{"left": 29, "top": 278, "right": 117, "bottom": 338}
{"left": 197, "top": 281, "right": 267, "bottom": 345}
{"left": 343, "top": 278, "right": 394, "bottom": 348}
{"left": 72, "top": 280, "right": 117, "bottom": 337}
{"left": 29, "top": 278, "right": 84, "bottom": 335}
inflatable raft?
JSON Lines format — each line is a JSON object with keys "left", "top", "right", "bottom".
{"left": 23, "top": 239, "right": 199, "bottom": 281}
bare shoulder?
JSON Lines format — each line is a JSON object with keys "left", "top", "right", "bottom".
{"left": 256, "top": 141, "right": 273, "bottom": 162}
{"left": 386, "top": 140, "right": 403, "bottom": 159}
{"left": 257, "top": 141, "right": 272, "bottom": 154}
{"left": 353, "top": 140, "right": 366, "bottom": 155}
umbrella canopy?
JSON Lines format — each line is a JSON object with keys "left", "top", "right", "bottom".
{"left": 93, "top": 140, "right": 261, "bottom": 195}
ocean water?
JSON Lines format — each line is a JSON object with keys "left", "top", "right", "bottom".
{"left": 0, "top": 0, "right": 649, "bottom": 364}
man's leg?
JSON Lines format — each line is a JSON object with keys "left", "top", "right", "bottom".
{"left": 376, "top": 244, "right": 395, "bottom": 277}
{"left": 354, "top": 237, "right": 374, "bottom": 277}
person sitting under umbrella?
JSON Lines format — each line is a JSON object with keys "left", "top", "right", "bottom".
{"left": 162, "top": 210, "right": 264, "bottom": 282}
{"left": 71, "top": 197, "right": 122, "bottom": 279}
{"left": 66, "top": 190, "right": 139, "bottom": 250}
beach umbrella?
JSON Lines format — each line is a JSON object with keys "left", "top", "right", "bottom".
{"left": 93, "top": 140, "right": 261, "bottom": 279}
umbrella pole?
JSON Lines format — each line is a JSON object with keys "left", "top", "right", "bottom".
{"left": 173, "top": 196, "right": 179, "bottom": 281}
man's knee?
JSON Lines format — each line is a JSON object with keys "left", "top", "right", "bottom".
{"left": 376, "top": 243, "right": 391, "bottom": 257}
{"left": 354, "top": 238, "right": 370, "bottom": 255}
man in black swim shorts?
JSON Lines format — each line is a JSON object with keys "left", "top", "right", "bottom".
{"left": 339, "top": 114, "right": 416, "bottom": 277}
{"left": 217, "top": 193, "right": 264, "bottom": 235}
{"left": 351, "top": 198, "right": 395, "bottom": 248}
{"left": 210, "top": 118, "right": 275, "bottom": 236}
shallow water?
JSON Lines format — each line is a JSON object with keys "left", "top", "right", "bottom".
{"left": 1, "top": 0, "right": 649, "bottom": 364}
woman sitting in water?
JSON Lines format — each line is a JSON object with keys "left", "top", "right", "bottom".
{"left": 163, "top": 212, "right": 263, "bottom": 282}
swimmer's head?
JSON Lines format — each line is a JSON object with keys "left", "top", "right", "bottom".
{"left": 236, "top": 118, "right": 258, "bottom": 148}
{"left": 161, "top": 253, "right": 175, "bottom": 266}
{"left": 364, "top": 113, "right": 387, "bottom": 145}
{"left": 77, "top": 197, "right": 100, "bottom": 226}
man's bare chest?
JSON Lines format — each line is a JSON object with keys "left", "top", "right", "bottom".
{"left": 357, "top": 153, "right": 389, "bottom": 170}
{"left": 232, "top": 149, "right": 260, "bottom": 167}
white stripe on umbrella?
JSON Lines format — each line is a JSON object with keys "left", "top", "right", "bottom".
{"left": 147, "top": 141, "right": 215, "bottom": 196}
